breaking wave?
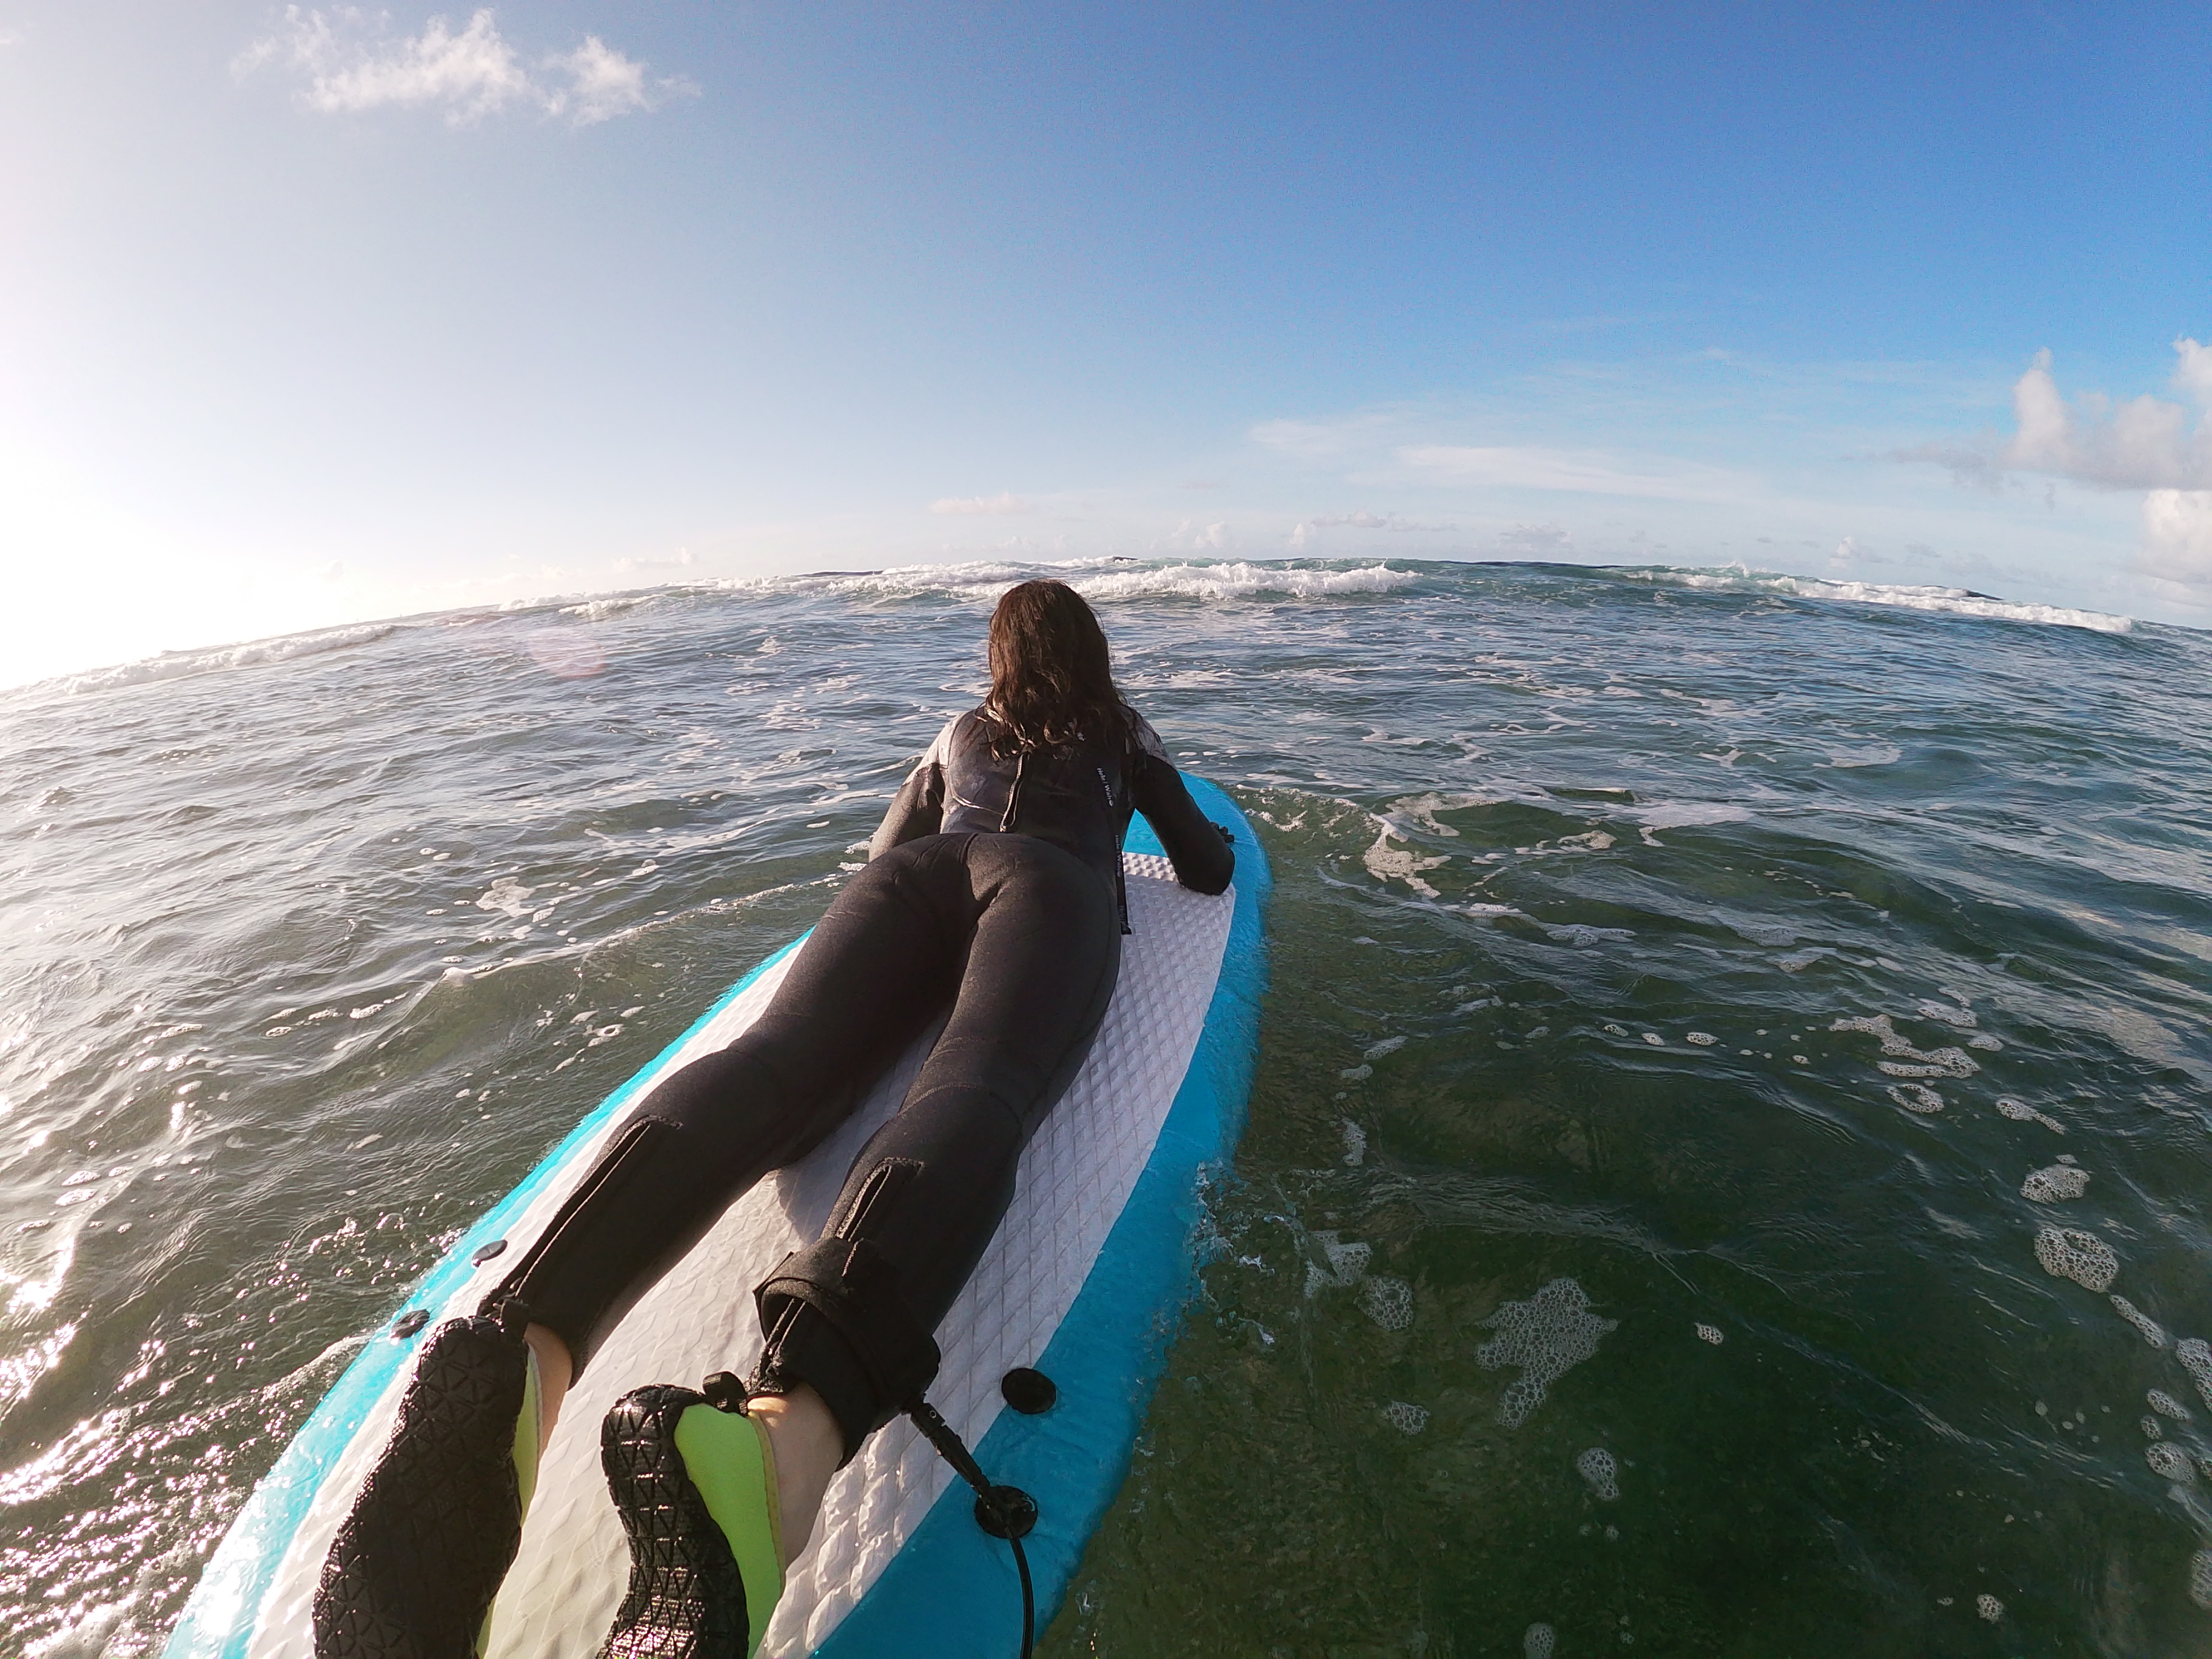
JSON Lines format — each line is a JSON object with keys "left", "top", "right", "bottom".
{"left": 16, "top": 557, "right": 2146, "bottom": 709}
{"left": 719, "top": 557, "right": 1422, "bottom": 606}
{"left": 1606, "top": 565, "right": 2135, "bottom": 634}
{"left": 36, "top": 623, "right": 403, "bottom": 698}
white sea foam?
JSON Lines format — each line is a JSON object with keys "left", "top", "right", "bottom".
{"left": 2179, "top": 1339, "right": 2212, "bottom": 1410}
{"left": 1996, "top": 1097, "right": 2066, "bottom": 1133}
{"left": 1824, "top": 743, "right": 1903, "bottom": 768}
{"left": 1576, "top": 1446, "right": 1621, "bottom": 1500}
{"left": 2148, "top": 1442, "right": 2196, "bottom": 1483}
{"left": 2111, "top": 1295, "right": 2167, "bottom": 1348}
{"left": 1831, "top": 1013, "right": 1979, "bottom": 1079}
{"left": 718, "top": 557, "right": 1088, "bottom": 603}
{"left": 475, "top": 879, "right": 536, "bottom": 917}
{"left": 2034, "top": 1227, "right": 2118, "bottom": 1292}
{"left": 44, "top": 622, "right": 401, "bottom": 697}
{"left": 1476, "top": 1278, "right": 1617, "bottom": 1426}
{"left": 1384, "top": 792, "right": 1464, "bottom": 835}
{"left": 1382, "top": 1400, "right": 1429, "bottom": 1435}
{"left": 558, "top": 596, "right": 653, "bottom": 621}
{"left": 1607, "top": 566, "right": 2134, "bottom": 634}
{"left": 1364, "top": 823, "right": 1450, "bottom": 894}
{"left": 1633, "top": 801, "right": 1751, "bottom": 830}
{"left": 725, "top": 557, "right": 1423, "bottom": 607}
{"left": 1888, "top": 1082, "right": 1944, "bottom": 1114}
{"left": 1524, "top": 1624, "right": 1555, "bottom": 1659}
{"left": 1916, "top": 1000, "right": 1979, "bottom": 1030}
{"left": 1304, "top": 1230, "right": 1371, "bottom": 1297}
{"left": 2148, "top": 1389, "right": 2191, "bottom": 1422}
{"left": 2021, "top": 1164, "right": 2090, "bottom": 1202}
{"left": 1695, "top": 1322, "right": 1725, "bottom": 1344}
{"left": 1073, "top": 560, "right": 1423, "bottom": 603}
{"left": 1977, "top": 1594, "right": 2005, "bottom": 1623}
{"left": 2191, "top": 1549, "right": 2212, "bottom": 1610}
{"left": 1359, "top": 1275, "right": 1415, "bottom": 1331}
{"left": 1544, "top": 923, "right": 1634, "bottom": 947}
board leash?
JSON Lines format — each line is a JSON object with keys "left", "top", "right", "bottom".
{"left": 905, "top": 1395, "right": 1038, "bottom": 1659}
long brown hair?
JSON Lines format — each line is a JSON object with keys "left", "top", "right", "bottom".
{"left": 985, "top": 580, "right": 1134, "bottom": 753}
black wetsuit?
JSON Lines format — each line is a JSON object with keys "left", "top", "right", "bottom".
{"left": 498, "top": 707, "right": 1233, "bottom": 1458}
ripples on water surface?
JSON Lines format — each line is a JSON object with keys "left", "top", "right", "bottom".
{"left": 3, "top": 559, "right": 2210, "bottom": 1657}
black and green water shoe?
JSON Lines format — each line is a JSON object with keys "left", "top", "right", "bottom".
{"left": 598, "top": 1384, "right": 785, "bottom": 1659}
{"left": 313, "top": 1311, "right": 546, "bottom": 1658}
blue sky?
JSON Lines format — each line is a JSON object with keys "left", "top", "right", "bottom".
{"left": 2, "top": 1, "right": 2208, "bottom": 682}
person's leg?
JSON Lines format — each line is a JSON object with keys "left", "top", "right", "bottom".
{"left": 315, "top": 840, "right": 968, "bottom": 1659}
{"left": 601, "top": 834, "right": 1122, "bottom": 1655}
{"left": 759, "top": 832, "right": 1124, "bottom": 1444}
{"left": 504, "top": 844, "right": 974, "bottom": 1375}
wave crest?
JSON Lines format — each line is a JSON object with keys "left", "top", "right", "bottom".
{"left": 38, "top": 623, "right": 401, "bottom": 699}
{"left": 720, "top": 557, "right": 1421, "bottom": 605}
{"left": 1608, "top": 565, "right": 2133, "bottom": 634}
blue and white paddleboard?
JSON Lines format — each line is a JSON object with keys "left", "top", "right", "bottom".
{"left": 167, "top": 779, "right": 1269, "bottom": 1658}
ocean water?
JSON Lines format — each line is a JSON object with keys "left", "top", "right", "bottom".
{"left": 2, "top": 557, "right": 2210, "bottom": 1658}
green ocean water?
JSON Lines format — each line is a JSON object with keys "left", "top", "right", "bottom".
{"left": 2, "top": 558, "right": 2209, "bottom": 1657}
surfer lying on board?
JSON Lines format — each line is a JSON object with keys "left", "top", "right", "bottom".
{"left": 313, "top": 578, "right": 1235, "bottom": 1659}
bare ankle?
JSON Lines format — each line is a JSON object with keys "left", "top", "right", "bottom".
{"left": 745, "top": 1385, "right": 842, "bottom": 1566}
{"left": 521, "top": 1324, "right": 574, "bottom": 1453}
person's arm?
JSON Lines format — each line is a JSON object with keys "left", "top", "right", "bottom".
{"left": 1128, "top": 718, "right": 1235, "bottom": 894}
{"left": 868, "top": 763, "right": 943, "bottom": 859}
{"left": 868, "top": 717, "right": 956, "bottom": 860}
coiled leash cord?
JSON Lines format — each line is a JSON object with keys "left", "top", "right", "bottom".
{"left": 905, "top": 1389, "right": 1043, "bottom": 1659}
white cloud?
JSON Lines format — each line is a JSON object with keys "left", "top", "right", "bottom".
{"left": 548, "top": 36, "right": 656, "bottom": 124}
{"left": 2174, "top": 338, "right": 2212, "bottom": 405}
{"left": 240, "top": 8, "right": 690, "bottom": 127}
{"left": 929, "top": 493, "right": 1034, "bottom": 515}
{"left": 1496, "top": 522, "right": 1571, "bottom": 554}
{"left": 2140, "top": 491, "right": 2212, "bottom": 588}
{"left": 612, "top": 549, "right": 695, "bottom": 574}
{"left": 1393, "top": 444, "right": 1747, "bottom": 502}
{"left": 1907, "top": 341, "right": 2212, "bottom": 491}
{"left": 1251, "top": 411, "right": 1754, "bottom": 504}
{"left": 1248, "top": 412, "right": 1402, "bottom": 460}
{"left": 1161, "top": 519, "right": 1230, "bottom": 550}
{"left": 1897, "top": 338, "right": 2212, "bottom": 591}
{"left": 1301, "top": 510, "right": 1458, "bottom": 532}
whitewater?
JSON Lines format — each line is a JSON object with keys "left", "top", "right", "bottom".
{"left": 2, "top": 556, "right": 2208, "bottom": 1657}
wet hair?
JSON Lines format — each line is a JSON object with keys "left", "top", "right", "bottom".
{"left": 985, "top": 580, "right": 1134, "bottom": 754}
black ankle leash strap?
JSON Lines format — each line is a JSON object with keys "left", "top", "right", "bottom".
{"left": 905, "top": 1396, "right": 1036, "bottom": 1659}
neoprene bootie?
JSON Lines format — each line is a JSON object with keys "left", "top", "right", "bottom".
{"left": 313, "top": 1311, "right": 545, "bottom": 1658}
{"left": 598, "top": 1384, "right": 785, "bottom": 1659}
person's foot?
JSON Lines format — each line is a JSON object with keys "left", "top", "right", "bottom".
{"left": 598, "top": 1386, "right": 784, "bottom": 1659}
{"left": 314, "top": 1312, "right": 541, "bottom": 1658}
